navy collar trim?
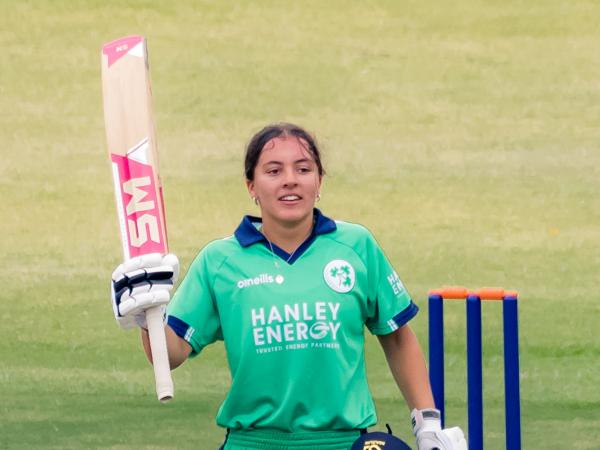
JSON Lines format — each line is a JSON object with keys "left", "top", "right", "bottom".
{"left": 234, "top": 208, "right": 337, "bottom": 264}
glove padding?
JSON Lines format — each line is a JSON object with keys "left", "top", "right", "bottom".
{"left": 110, "top": 253, "right": 179, "bottom": 329}
{"left": 411, "top": 408, "right": 467, "bottom": 450}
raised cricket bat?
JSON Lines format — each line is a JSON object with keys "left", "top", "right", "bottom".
{"left": 101, "top": 35, "right": 173, "bottom": 402}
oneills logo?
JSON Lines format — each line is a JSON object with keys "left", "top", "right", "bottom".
{"left": 237, "top": 273, "right": 284, "bottom": 289}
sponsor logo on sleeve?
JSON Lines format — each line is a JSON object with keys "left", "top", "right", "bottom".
{"left": 387, "top": 271, "right": 405, "bottom": 296}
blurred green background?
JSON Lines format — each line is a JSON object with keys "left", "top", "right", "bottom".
{"left": 1, "top": 1, "right": 598, "bottom": 448}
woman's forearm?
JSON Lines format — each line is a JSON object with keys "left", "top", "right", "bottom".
{"left": 377, "top": 325, "right": 435, "bottom": 410}
{"left": 141, "top": 325, "right": 192, "bottom": 370}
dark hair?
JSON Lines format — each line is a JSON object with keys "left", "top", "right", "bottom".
{"left": 244, "top": 123, "right": 325, "bottom": 181}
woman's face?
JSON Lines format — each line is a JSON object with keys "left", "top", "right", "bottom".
{"left": 247, "top": 136, "right": 321, "bottom": 228}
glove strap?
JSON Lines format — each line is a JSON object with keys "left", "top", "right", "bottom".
{"left": 411, "top": 408, "right": 442, "bottom": 435}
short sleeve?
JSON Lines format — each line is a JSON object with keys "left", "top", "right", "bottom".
{"left": 166, "top": 248, "right": 223, "bottom": 356}
{"left": 363, "top": 232, "right": 418, "bottom": 335}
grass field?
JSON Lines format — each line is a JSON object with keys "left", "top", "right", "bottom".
{"left": 1, "top": 1, "right": 599, "bottom": 448}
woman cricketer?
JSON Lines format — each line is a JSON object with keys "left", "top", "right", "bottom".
{"left": 111, "top": 123, "right": 467, "bottom": 450}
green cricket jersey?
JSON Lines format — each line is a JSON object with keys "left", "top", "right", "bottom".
{"left": 167, "top": 209, "right": 418, "bottom": 432}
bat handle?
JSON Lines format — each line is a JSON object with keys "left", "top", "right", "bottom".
{"left": 145, "top": 306, "right": 174, "bottom": 402}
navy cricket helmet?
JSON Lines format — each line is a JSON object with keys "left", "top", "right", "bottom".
{"left": 350, "top": 425, "right": 414, "bottom": 450}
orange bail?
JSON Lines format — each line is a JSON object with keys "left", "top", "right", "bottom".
{"left": 429, "top": 286, "right": 519, "bottom": 301}
{"left": 428, "top": 286, "right": 468, "bottom": 299}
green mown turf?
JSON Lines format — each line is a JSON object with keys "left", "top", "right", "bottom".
{"left": 1, "top": 1, "right": 598, "bottom": 448}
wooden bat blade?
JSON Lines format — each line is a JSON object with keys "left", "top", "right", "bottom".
{"left": 101, "top": 35, "right": 174, "bottom": 402}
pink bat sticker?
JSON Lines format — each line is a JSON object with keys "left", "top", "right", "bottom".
{"left": 111, "top": 146, "right": 166, "bottom": 258}
{"left": 102, "top": 35, "right": 144, "bottom": 68}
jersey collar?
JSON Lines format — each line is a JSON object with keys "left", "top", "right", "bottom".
{"left": 234, "top": 208, "right": 337, "bottom": 264}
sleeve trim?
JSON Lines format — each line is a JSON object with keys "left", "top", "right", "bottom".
{"left": 369, "top": 301, "right": 419, "bottom": 335}
{"left": 167, "top": 315, "right": 200, "bottom": 355}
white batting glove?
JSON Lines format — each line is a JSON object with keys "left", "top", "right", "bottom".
{"left": 110, "top": 253, "right": 179, "bottom": 330}
{"left": 411, "top": 408, "right": 467, "bottom": 450}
